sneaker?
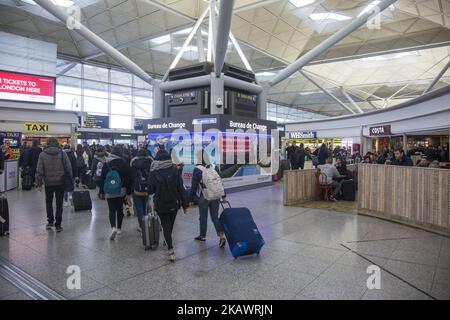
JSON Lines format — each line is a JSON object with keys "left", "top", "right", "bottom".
{"left": 126, "top": 210, "right": 132, "bottom": 217}
{"left": 55, "top": 226, "right": 63, "bottom": 233}
{"left": 110, "top": 228, "right": 118, "bottom": 240}
{"left": 219, "top": 237, "right": 226, "bottom": 248}
{"left": 194, "top": 236, "right": 206, "bottom": 242}
{"left": 136, "top": 227, "right": 142, "bottom": 233}
{"left": 63, "top": 201, "right": 70, "bottom": 207}
{"left": 167, "top": 249, "right": 176, "bottom": 262}
{"left": 46, "top": 223, "right": 54, "bottom": 230}
{"left": 116, "top": 229, "right": 122, "bottom": 235}
{"left": 330, "top": 196, "right": 337, "bottom": 202}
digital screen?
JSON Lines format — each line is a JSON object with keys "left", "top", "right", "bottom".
{"left": 0, "top": 70, "right": 55, "bottom": 104}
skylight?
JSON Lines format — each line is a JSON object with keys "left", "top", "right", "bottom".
{"left": 289, "top": 0, "right": 316, "bottom": 8}
{"left": 150, "top": 35, "right": 171, "bottom": 45}
{"left": 309, "top": 13, "right": 352, "bottom": 21}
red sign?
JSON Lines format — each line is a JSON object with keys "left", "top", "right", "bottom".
{"left": 369, "top": 125, "right": 392, "bottom": 136}
{"left": 0, "top": 70, "right": 55, "bottom": 104}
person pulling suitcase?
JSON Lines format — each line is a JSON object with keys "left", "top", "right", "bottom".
{"left": 189, "top": 150, "right": 227, "bottom": 248}
{"left": 147, "top": 150, "right": 188, "bottom": 262}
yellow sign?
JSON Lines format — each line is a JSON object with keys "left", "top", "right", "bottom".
{"left": 24, "top": 122, "right": 49, "bottom": 132}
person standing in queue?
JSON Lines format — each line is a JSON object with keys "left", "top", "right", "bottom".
{"left": 147, "top": 150, "right": 188, "bottom": 262}
{"left": 75, "top": 144, "right": 89, "bottom": 187}
{"left": 315, "top": 143, "right": 329, "bottom": 166}
{"left": 289, "top": 142, "right": 299, "bottom": 170}
{"left": 91, "top": 145, "right": 107, "bottom": 198}
{"left": 99, "top": 145, "right": 133, "bottom": 240}
{"left": 294, "top": 143, "right": 308, "bottom": 170}
{"left": 130, "top": 148, "right": 153, "bottom": 232}
{"left": 189, "top": 150, "right": 227, "bottom": 248}
{"left": 35, "top": 138, "right": 73, "bottom": 232}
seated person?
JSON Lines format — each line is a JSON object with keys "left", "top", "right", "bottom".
{"left": 363, "top": 155, "right": 372, "bottom": 164}
{"left": 335, "top": 157, "right": 352, "bottom": 181}
{"left": 318, "top": 158, "right": 346, "bottom": 201}
{"left": 416, "top": 156, "right": 429, "bottom": 167}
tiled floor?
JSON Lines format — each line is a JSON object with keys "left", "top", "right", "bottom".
{"left": 0, "top": 183, "right": 449, "bottom": 300}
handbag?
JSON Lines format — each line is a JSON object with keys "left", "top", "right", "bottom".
{"left": 61, "top": 151, "right": 74, "bottom": 192}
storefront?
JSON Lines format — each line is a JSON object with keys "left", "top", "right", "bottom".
{"left": 76, "top": 128, "right": 142, "bottom": 147}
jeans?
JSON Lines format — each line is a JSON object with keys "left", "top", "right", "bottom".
{"left": 107, "top": 197, "right": 125, "bottom": 229}
{"left": 331, "top": 180, "right": 342, "bottom": 197}
{"left": 133, "top": 194, "right": 148, "bottom": 224}
{"left": 198, "top": 196, "right": 223, "bottom": 237}
{"left": 157, "top": 210, "right": 177, "bottom": 250}
{"left": 45, "top": 185, "right": 64, "bottom": 227}
{"left": 64, "top": 191, "right": 73, "bottom": 202}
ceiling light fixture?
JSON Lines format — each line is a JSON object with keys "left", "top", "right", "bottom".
{"left": 309, "top": 13, "right": 352, "bottom": 21}
{"left": 21, "top": 0, "right": 75, "bottom": 7}
{"left": 289, "top": 0, "right": 316, "bottom": 8}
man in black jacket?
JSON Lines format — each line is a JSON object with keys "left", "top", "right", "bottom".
{"left": 148, "top": 150, "right": 187, "bottom": 262}
{"left": 391, "top": 148, "right": 414, "bottom": 166}
{"left": 28, "top": 140, "right": 42, "bottom": 185}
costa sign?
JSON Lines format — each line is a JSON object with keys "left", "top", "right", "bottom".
{"left": 369, "top": 125, "right": 391, "bottom": 136}
{"left": 0, "top": 70, "right": 56, "bottom": 104}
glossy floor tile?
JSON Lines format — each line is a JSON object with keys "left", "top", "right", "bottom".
{"left": 0, "top": 184, "right": 449, "bottom": 300}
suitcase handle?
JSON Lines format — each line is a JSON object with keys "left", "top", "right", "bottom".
{"left": 220, "top": 200, "right": 231, "bottom": 210}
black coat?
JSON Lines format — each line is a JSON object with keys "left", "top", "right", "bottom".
{"left": 64, "top": 150, "right": 77, "bottom": 178}
{"left": 29, "top": 146, "right": 42, "bottom": 170}
{"left": 392, "top": 155, "right": 413, "bottom": 166}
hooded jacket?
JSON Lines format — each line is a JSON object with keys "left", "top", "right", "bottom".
{"left": 35, "top": 145, "right": 73, "bottom": 187}
{"left": 64, "top": 149, "right": 77, "bottom": 178}
{"left": 148, "top": 160, "right": 187, "bottom": 212}
{"left": 91, "top": 151, "right": 107, "bottom": 181}
{"left": 99, "top": 154, "right": 132, "bottom": 198}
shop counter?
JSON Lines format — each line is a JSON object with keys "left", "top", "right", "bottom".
{"left": 0, "top": 160, "right": 19, "bottom": 192}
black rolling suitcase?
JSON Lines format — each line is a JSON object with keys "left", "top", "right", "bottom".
{"left": 72, "top": 190, "right": 92, "bottom": 211}
{"left": 341, "top": 179, "right": 356, "bottom": 201}
{"left": 141, "top": 203, "right": 160, "bottom": 250}
{"left": 0, "top": 194, "right": 9, "bottom": 236}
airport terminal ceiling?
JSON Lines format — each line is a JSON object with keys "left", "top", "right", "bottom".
{"left": 1, "top": 0, "right": 450, "bottom": 118}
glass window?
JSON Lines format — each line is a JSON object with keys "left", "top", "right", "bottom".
{"left": 111, "top": 99, "right": 132, "bottom": 116}
{"left": 135, "top": 102, "right": 152, "bottom": 118}
{"left": 83, "top": 64, "right": 109, "bottom": 82}
{"left": 110, "top": 69, "right": 132, "bottom": 86}
{"left": 84, "top": 96, "right": 108, "bottom": 114}
{"left": 110, "top": 115, "right": 132, "bottom": 129}
{"left": 111, "top": 84, "right": 132, "bottom": 101}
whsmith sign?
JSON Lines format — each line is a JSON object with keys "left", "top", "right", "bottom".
{"left": 288, "top": 131, "right": 317, "bottom": 139}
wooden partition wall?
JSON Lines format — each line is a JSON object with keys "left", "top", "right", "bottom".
{"left": 358, "top": 164, "right": 450, "bottom": 236}
{"left": 283, "top": 164, "right": 357, "bottom": 205}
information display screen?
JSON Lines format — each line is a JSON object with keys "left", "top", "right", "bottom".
{"left": 0, "top": 70, "right": 56, "bottom": 104}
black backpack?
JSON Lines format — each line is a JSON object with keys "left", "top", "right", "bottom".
{"left": 133, "top": 167, "right": 149, "bottom": 196}
{"left": 153, "top": 166, "right": 180, "bottom": 212}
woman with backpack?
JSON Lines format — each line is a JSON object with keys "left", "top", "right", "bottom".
{"left": 189, "top": 150, "right": 227, "bottom": 248}
{"left": 148, "top": 150, "right": 188, "bottom": 262}
{"left": 130, "top": 148, "right": 153, "bottom": 231}
{"left": 91, "top": 145, "right": 107, "bottom": 197}
{"left": 99, "top": 145, "right": 133, "bottom": 240}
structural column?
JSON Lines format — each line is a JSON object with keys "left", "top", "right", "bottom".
{"left": 257, "top": 87, "right": 268, "bottom": 120}
{"left": 152, "top": 81, "right": 165, "bottom": 118}
{"left": 210, "top": 73, "right": 224, "bottom": 115}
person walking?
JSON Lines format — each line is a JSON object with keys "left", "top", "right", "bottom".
{"left": 148, "top": 150, "right": 188, "bottom": 262}
{"left": 189, "top": 150, "right": 227, "bottom": 248}
{"left": 130, "top": 148, "right": 152, "bottom": 231}
{"left": 99, "top": 145, "right": 133, "bottom": 240}
{"left": 35, "top": 138, "right": 72, "bottom": 232}
{"left": 75, "top": 144, "right": 89, "bottom": 187}
{"left": 294, "top": 143, "right": 308, "bottom": 170}
{"left": 28, "top": 140, "right": 42, "bottom": 185}
{"left": 91, "top": 145, "right": 107, "bottom": 196}
{"left": 63, "top": 145, "right": 77, "bottom": 207}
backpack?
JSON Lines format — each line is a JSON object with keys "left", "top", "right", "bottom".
{"left": 153, "top": 166, "right": 180, "bottom": 212}
{"left": 197, "top": 165, "right": 225, "bottom": 201}
{"left": 104, "top": 164, "right": 122, "bottom": 195}
{"left": 95, "top": 160, "right": 104, "bottom": 177}
{"left": 134, "top": 167, "right": 149, "bottom": 196}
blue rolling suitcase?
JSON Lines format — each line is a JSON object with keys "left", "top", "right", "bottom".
{"left": 219, "top": 202, "right": 265, "bottom": 258}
